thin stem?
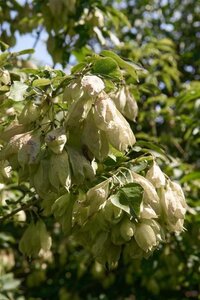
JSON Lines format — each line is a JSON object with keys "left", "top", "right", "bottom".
{"left": 0, "top": 197, "right": 40, "bottom": 223}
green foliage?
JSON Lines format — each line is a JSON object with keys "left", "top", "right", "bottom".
{"left": 0, "top": 1, "right": 199, "bottom": 300}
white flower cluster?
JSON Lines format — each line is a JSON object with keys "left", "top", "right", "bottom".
{"left": 73, "top": 161, "right": 186, "bottom": 266}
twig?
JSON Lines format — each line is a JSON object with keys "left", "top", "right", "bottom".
{"left": 0, "top": 197, "right": 40, "bottom": 223}
{"left": 27, "top": 26, "right": 43, "bottom": 60}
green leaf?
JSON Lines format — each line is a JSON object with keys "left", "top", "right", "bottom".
{"left": 181, "top": 172, "right": 200, "bottom": 183}
{"left": 110, "top": 183, "right": 143, "bottom": 218}
{"left": 14, "top": 48, "right": 34, "bottom": 56}
{"left": 8, "top": 81, "right": 28, "bottom": 101}
{"left": 0, "top": 52, "right": 10, "bottom": 67}
{"left": 0, "top": 41, "right": 9, "bottom": 51}
{"left": 101, "top": 50, "right": 139, "bottom": 81}
{"left": 92, "top": 57, "right": 122, "bottom": 79}
{"left": 32, "top": 78, "right": 51, "bottom": 87}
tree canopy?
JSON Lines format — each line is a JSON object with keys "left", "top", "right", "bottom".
{"left": 0, "top": 1, "right": 199, "bottom": 300}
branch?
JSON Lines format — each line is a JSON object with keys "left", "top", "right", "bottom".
{"left": 0, "top": 197, "right": 40, "bottom": 223}
{"left": 27, "top": 26, "right": 43, "bottom": 60}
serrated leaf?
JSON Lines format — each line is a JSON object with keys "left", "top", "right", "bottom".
{"left": 110, "top": 183, "right": 143, "bottom": 218}
{"left": 8, "top": 81, "right": 28, "bottom": 101}
{"left": 32, "top": 78, "right": 51, "bottom": 87}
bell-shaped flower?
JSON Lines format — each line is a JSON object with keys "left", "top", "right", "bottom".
{"left": 82, "top": 111, "right": 109, "bottom": 161}
{"left": 146, "top": 161, "right": 166, "bottom": 188}
{"left": 86, "top": 178, "right": 110, "bottom": 215}
{"left": 135, "top": 219, "right": 163, "bottom": 252}
{"left": 93, "top": 93, "right": 136, "bottom": 151}
{"left": 81, "top": 75, "right": 105, "bottom": 97}
{"left": 63, "top": 79, "right": 84, "bottom": 106}
{"left": 45, "top": 128, "right": 67, "bottom": 154}
{"left": 160, "top": 180, "right": 186, "bottom": 232}
{"left": 18, "top": 102, "right": 40, "bottom": 125}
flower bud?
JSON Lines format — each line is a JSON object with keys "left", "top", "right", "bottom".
{"left": 45, "top": 128, "right": 67, "bottom": 154}
{"left": 81, "top": 75, "right": 105, "bottom": 97}
{"left": 146, "top": 161, "right": 166, "bottom": 188}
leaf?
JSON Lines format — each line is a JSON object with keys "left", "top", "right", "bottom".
{"left": 0, "top": 52, "right": 10, "bottom": 67}
{"left": 32, "top": 78, "right": 51, "bottom": 87}
{"left": 0, "top": 41, "right": 9, "bottom": 51}
{"left": 14, "top": 48, "right": 34, "bottom": 56}
{"left": 110, "top": 183, "right": 143, "bottom": 218}
{"left": 92, "top": 57, "right": 122, "bottom": 79}
{"left": 101, "top": 50, "right": 139, "bottom": 81}
{"left": 8, "top": 81, "right": 28, "bottom": 101}
{"left": 181, "top": 172, "right": 200, "bottom": 183}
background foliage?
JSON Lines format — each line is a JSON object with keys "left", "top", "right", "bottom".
{"left": 0, "top": 0, "right": 199, "bottom": 300}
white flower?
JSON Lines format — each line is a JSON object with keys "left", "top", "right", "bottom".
{"left": 161, "top": 180, "right": 186, "bottom": 232}
{"left": 93, "top": 93, "right": 136, "bottom": 151}
{"left": 146, "top": 161, "right": 166, "bottom": 188}
{"left": 110, "top": 86, "right": 138, "bottom": 121}
{"left": 45, "top": 128, "right": 67, "bottom": 154}
{"left": 135, "top": 219, "right": 162, "bottom": 252}
{"left": 81, "top": 75, "right": 105, "bottom": 96}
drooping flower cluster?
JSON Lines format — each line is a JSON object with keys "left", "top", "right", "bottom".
{"left": 72, "top": 161, "right": 187, "bottom": 267}
{"left": 0, "top": 73, "right": 186, "bottom": 264}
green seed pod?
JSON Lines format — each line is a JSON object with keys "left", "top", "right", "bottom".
{"left": 52, "top": 193, "right": 75, "bottom": 234}
{"left": 19, "top": 222, "right": 41, "bottom": 256}
{"left": 124, "top": 239, "right": 143, "bottom": 260}
{"left": 36, "top": 220, "right": 52, "bottom": 252}
{"left": 120, "top": 217, "right": 135, "bottom": 242}
{"left": 18, "top": 102, "right": 40, "bottom": 125}
{"left": 32, "top": 159, "right": 51, "bottom": 199}
{"left": 49, "top": 151, "right": 71, "bottom": 191}
{"left": 45, "top": 128, "right": 67, "bottom": 154}
{"left": 67, "top": 146, "right": 95, "bottom": 183}
{"left": 103, "top": 200, "right": 123, "bottom": 224}
{"left": 111, "top": 224, "right": 125, "bottom": 245}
